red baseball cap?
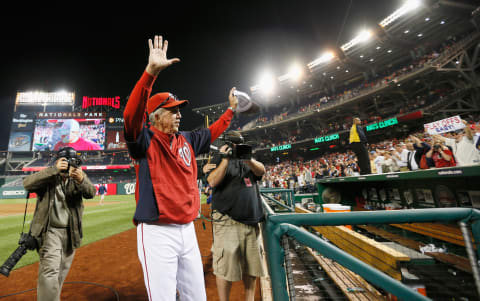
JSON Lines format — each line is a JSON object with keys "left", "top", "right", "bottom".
{"left": 147, "top": 92, "right": 189, "bottom": 114}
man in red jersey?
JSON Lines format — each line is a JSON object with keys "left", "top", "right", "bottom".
{"left": 123, "top": 35, "right": 238, "bottom": 301}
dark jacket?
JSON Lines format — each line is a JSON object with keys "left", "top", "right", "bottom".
{"left": 357, "top": 125, "right": 367, "bottom": 143}
{"left": 98, "top": 185, "right": 107, "bottom": 195}
{"left": 24, "top": 166, "right": 96, "bottom": 250}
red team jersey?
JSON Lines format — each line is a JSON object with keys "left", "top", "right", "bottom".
{"left": 124, "top": 71, "right": 233, "bottom": 224}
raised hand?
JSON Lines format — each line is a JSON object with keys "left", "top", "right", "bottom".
{"left": 228, "top": 87, "right": 238, "bottom": 110}
{"left": 146, "top": 35, "right": 180, "bottom": 76}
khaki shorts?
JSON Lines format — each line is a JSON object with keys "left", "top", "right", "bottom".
{"left": 211, "top": 211, "right": 265, "bottom": 282}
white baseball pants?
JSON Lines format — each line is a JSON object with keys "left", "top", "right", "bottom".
{"left": 137, "top": 222, "right": 206, "bottom": 301}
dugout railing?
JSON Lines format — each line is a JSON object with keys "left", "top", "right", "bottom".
{"left": 259, "top": 186, "right": 480, "bottom": 300}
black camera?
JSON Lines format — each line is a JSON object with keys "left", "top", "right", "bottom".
{"left": 221, "top": 143, "right": 252, "bottom": 160}
{"left": 0, "top": 232, "right": 38, "bottom": 277}
{"left": 57, "top": 147, "right": 82, "bottom": 172}
{"left": 220, "top": 131, "right": 252, "bottom": 160}
{"left": 66, "top": 157, "right": 82, "bottom": 169}
{"left": 433, "top": 144, "right": 442, "bottom": 151}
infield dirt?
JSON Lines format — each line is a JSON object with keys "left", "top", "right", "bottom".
{"left": 0, "top": 204, "right": 261, "bottom": 300}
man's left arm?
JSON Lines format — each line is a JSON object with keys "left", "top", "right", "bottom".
{"left": 183, "top": 88, "right": 238, "bottom": 155}
{"left": 208, "top": 87, "right": 239, "bottom": 142}
{"left": 245, "top": 158, "right": 265, "bottom": 178}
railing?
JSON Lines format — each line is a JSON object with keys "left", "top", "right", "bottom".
{"left": 260, "top": 188, "right": 295, "bottom": 211}
{"left": 260, "top": 189, "right": 480, "bottom": 300}
{"left": 429, "top": 31, "right": 480, "bottom": 69}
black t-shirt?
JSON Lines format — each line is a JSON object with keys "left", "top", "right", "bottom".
{"left": 209, "top": 156, "right": 264, "bottom": 225}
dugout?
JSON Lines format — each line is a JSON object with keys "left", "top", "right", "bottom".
{"left": 294, "top": 193, "right": 320, "bottom": 205}
{"left": 316, "top": 165, "right": 480, "bottom": 210}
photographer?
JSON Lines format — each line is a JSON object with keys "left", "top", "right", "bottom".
{"left": 206, "top": 131, "right": 265, "bottom": 301}
{"left": 426, "top": 140, "right": 456, "bottom": 168}
{"left": 23, "top": 146, "right": 96, "bottom": 301}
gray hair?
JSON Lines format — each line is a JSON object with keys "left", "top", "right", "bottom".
{"left": 149, "top": 108, "right": 166, "bottom": 125}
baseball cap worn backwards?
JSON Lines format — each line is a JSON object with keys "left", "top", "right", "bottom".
{"left": 147, "top": 92, "right": 189, "bottom": 114}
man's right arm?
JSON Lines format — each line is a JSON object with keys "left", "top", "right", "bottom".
{"left": 124, "top": 35, "right": 180, "bottom": 142}
{"left": 23, "top": 167, "right": 59, "bottom": 192}
{"left": 123, "top": 72, "right": 156, "bottom": 141}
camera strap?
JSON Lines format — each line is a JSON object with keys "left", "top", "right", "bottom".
{"left": 21, "top": 192, "right": 31, "bottom": 234}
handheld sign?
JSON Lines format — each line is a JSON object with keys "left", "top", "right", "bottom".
{"left": 424, "top": 115, "right": 465, "bottom": 135}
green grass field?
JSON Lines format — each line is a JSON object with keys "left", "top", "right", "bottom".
{"left": 0, "top": 195, "right": 137, "bottom": 271}
{"left": 0, "top": 193, "right": 208, "bottom": 271}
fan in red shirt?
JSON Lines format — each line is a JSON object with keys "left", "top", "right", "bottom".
{"left": 426, "top": 142, "right": 456, "bottom": 168}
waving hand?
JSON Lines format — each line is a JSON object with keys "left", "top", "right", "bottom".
{"left": 146, "top": 35, "right": 180, "bottom": 76}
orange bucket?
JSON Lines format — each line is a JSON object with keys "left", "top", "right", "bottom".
{"left": 388, "top": 284, "right": 427, "bottom": 300}
{"left": 322, "top": 204, "right": 352, "bottom": 229}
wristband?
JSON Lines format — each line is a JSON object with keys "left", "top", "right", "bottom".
{"left": 228, "top": 106, "right": 236, "bottom": 113}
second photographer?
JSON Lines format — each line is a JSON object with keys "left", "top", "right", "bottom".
{"left": 206, "top": 131, "right": 265, "bottom": 301}
{"left": 426, "top": 140, "right": 456, "bottom": 168}
{"left": 23, "top": 146, "right": 96, "bottom": 301}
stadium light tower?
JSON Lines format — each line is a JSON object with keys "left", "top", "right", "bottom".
{"left": 250, "top": 71, "right": 276, "bottom": 97}
{"left": 379, "top": 0, "right": 422, "bottom": 28}
{"left": 341, "top": 30, "right": 373, "bottom": 51}
{"left": 279, "top": 62, "right": 303, "bottom": 83}
{"left": 308, "top": 51, "right": 335, "bottom": 69}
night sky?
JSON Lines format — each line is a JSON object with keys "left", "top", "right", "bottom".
{"left": 0, "top": 1, "right": 399, "bottom": 150}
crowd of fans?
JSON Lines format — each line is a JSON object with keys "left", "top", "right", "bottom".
{"left": 255, "top": 89, "right": 449, "bottom": 150}
{"left": 262, "top": 119, "right": 480, "bottom": 193}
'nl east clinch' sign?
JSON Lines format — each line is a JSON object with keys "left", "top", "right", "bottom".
{"left": 366, "top": 117, "right": 398, "bottom": 132}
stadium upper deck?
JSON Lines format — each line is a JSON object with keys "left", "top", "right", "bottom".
{"left": 193, "top": 0, "right": 480, "bottom": 163}
{"left": 194, "top": 0, "right": 478, "bottom": 120}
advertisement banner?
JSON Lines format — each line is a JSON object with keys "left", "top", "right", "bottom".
{"left": 8, "top": 132, "right": 33, "bottom": 152}
{"left": 0, "top": 187, "right": 28, "bottom": 199}
{"left": 424, "top": 115, "right": 465, "bottom": 135}
{"left": 117, "top": 182, "right": 136, "bottom": 195}
{"left": 94, "top": 183, "right": 117, "bottom": 195}
{"left": 11, "top": 112, "right": 35, "bottom": 132}
{"left": 16, "top": 91, "right": 74, "bottom": 106}
{"left": 106, "top": 130, "right": 127, "bottom": 150}
{"left": 106, "top": 116, "right": 125, "bottom": 129}
{"left": 22, "top": 165, "right": 131, "bottom": 172}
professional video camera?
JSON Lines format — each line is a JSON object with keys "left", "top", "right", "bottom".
{"left": 0, "top": 232, "right": 38, "bottom": 277}
{"left": 57, "top": 147, "right": 82, "bottom": 172}
{"left": 217, "top": 131, "right": 253, "bottom": 160}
